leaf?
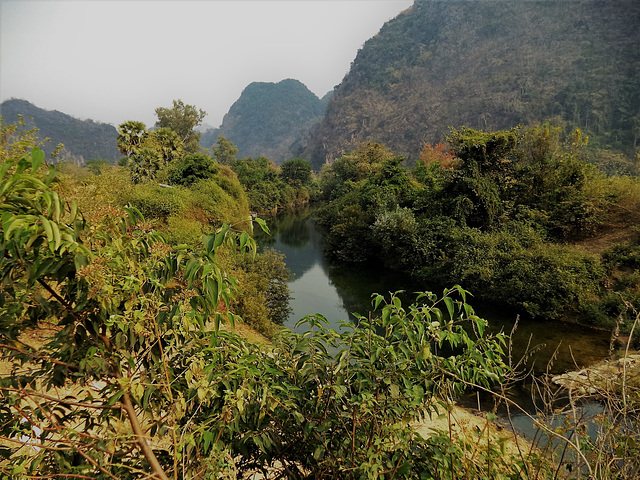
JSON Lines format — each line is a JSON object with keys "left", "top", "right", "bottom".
{"left": 39, "top": 215, "right": 53, "bottom": 243}
{"left": 254, "top": 217, "right": 270, "bottom": 234}
{"left": 239, "top": 231, "right": 249, "bottom": 251}
{"left": 202, "top": 430, "right": 214, "bottom": 453}
{"left": 372, "top": 293, "right": 384, "bottom": 311}
{"left": 476, "top": 317, "right": 486, "bottom": 337}
{"left": 69, "top": 199, "right": 77, "bottom": 222}
{"left": 390, "top": 383, "right": 400, "bottom": 398}
{"left": 31, "top": 147, "right": 45, "bottom": 172}
{"left": 213, "top": 224, "right": 230, "bottom": 250}
{"left": 50, "top": 221, "right": 61, "bottom": 251}
{"left": 443, "top": 296, "right": 455, "bottom": 320}
{"left": 313, "top": 446, "right": 324, "bottom": 461}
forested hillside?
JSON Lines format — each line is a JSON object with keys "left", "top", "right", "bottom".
{"left": 0, "top": 99, "right": 120, "bottom": 164}
{"left": 304, "top": 0, "right": 640, "bottom": 169}
{"left": 200, "top": 79, "right": 328, "bottom": 164}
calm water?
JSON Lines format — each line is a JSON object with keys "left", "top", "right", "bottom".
{"left": 256, "top": 206, "right": 611, "bottom": 376}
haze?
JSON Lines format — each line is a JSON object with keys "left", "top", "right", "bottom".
{"left": 0, "top": 0, "right": 413, "bottom": 128}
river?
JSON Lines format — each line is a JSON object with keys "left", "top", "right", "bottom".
{"left": 256, "top": 206, "right": 611, "bottom": 376}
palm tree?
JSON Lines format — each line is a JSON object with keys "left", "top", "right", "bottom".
{"left": 117, "top": 120, "right": 147, "bottom": 158}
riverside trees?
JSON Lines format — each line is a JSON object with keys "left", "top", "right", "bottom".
{"left": 317, "top": 126, "right": 640, "bottom": 332}
{"left": 0, "top": 126, "right": 515, "bottom": 479}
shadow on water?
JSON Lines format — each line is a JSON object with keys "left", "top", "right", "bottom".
{"left": 257, "top": 206, "right": 611, "bottom": 377}
{"left": 257, "top": 207, "right": 617, "bottom": 441}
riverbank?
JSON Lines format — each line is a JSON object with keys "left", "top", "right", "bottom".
{"left": 552, "top": 350, "right": 640, "bottom": 396}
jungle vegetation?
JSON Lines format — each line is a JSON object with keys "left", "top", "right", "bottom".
{"left": 316, "top": 126, "right": 640, "bottom": 338}
{"left": 1, "top": 85, "right": 639, "bottom": 477}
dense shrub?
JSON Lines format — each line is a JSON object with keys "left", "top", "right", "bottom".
{"left": 317, "top": 126, "right": 638, "bottom": 323}
{"left": 164, "top": 153, "right": 219, "bottom": 186}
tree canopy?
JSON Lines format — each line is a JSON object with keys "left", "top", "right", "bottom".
{"left": 155, "top": 99, "right": 206, "bottom": 154}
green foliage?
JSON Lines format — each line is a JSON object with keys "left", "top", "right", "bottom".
{"left": 120, "top": 175, "right": 249, "bottom": 244}
{"left": 174, "top": 287, "right": 510, "bottom": 479}
{"left": 84, "top": 158, "right": 110, "bottom": 175}
{"left": 372, "top": 207, "right": 424, "bottom": 270}
{"left": 146, "top": 127, "right": 185, "bottom": 165}
{"left": 280, "top": 157, "right": 312, "bottom": 186}
{"left": 154, "top": 99, "right": 205, "bottom": 154}
{"left": 129, "top": 146, "right": 164, "bottom": 184}
{"left": 225, "top": 249, "right": 291, "bottom": 336}
{"left": 211, "top": 134, "right": 238, "bottom": 166}
{"left": 117, "top": 120, "right": 147, "bottom": 158}
{"left": 435, "top": 226, "right": 605, "bottom": 319}
{"left": 318, "top": 128, "right": 639, "bottom": 323}
{"left": 0, "top": 145, "right": 260, "bottom": 478}
{"left": 232, "top": 156, "right": 310, "bottom": 214}
{"left": 0, "top": 142, "right": 518, "bottom": 478}
{"left": 165, "top": 153, "right": 219, "bottom": 187}
{"left": 319, "top": 142, "right": 395, "bottom": 200}
{"left": 117, "top": 120, "right": 187, "bottom": 184}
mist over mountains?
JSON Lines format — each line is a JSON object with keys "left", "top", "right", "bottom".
{"left": 2, "top": 0, "right": 638, "bottom": 171}
{"left": 304, "top": 0, "right": 640, "bottom": 169}
{"left": 200, "top": 79, "right": 329, "bottom": 165}
{"left": 0, "top": 99, "right": 119, "bottom": 164}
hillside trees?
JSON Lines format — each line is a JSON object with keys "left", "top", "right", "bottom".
{"left": 0, "top": 143, "right": 260, "bottom": 478}
{"left": 304, "top": 0, "right": 640, "bottom": 168}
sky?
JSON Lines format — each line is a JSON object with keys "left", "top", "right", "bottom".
{"left": 0, "top": 0, "right": 413, "bottom": 128}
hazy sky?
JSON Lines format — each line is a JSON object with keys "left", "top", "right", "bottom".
{"left": 1, "top": 0, "right": 413, "bottom": 127}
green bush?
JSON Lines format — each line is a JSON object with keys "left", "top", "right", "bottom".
{"left": 124, "top": 182, "right": 187, "bottom": 219}
{"left": 424, "top": 226, "right": 606, "bottom": 319}
{"left": 164, "top": 153, "right": 219, "bottom": 187}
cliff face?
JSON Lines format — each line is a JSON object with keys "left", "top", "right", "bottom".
{"left": 304, "top": 0, "right": 640, "bottom": 169}
{"left": 201, "top": 79, "right": 328, "bottom": 165}
{"left": 0, "top": 99, "right": 120, "bottom": 164}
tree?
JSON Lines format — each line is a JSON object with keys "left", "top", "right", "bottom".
{"left": 0, "top": 143, "right": 265, "bottom": 478}
{"left": 85, "top": 158, "right": 110, "bottom": 175}
{"left": 116, "top": 120, "right": 147, "bottom": 158}
{"left": 442, "top": 127, "right": 520, "bottom": 229}
{"left": 154, "top": 100, "right": 206, "bottom": 154}
{"left": 146, "top": 127, "right": 185, "bottom": 165}
{"left": 212, "top": 135, "right": 238, "bottom": 165}
{"left": 130, "top": 146, "right": 164, "bottom": 183}
{"left": 280, "top": 158, "right": 312, "bottom": 186}
{"left": 165, "top": 153, "right": 219, "bottom": 187}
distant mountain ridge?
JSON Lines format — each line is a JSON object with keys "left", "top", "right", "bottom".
{"left": 304, "top": 0, "right": 640, "bottom": 169}
{"left": 0, "top": 99, "right": 119, "bottom": 164}
{"left": 201, "top": 79, "right": 329, "bottom": 164}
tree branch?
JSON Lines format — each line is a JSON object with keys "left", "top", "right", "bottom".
{"left": 121, "top": 392, "right": 169, "bottom": 480}
{"left": 1, "top": 386, "right": 117, "bottom": 410}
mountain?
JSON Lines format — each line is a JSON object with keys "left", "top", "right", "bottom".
{"left": 200, "top": 79, "right": 328, "bottom": 164}
{"left": 304, "top": 0, "right": 640, "bottom": 169}
{"left": 0, "top": 99, "right": 120, "bottom": 164}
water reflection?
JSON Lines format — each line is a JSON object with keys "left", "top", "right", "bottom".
{"left": 257, "top": 207, "right": 611, "bottom": 374}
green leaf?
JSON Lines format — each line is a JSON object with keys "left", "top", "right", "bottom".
{"left": 313, "top": 446, "right": 324, "bottom": 461}
{"left": 443, "top": 296, "right": 455, "bottom": 320}
{"left": 390, "top": 383, "right": 400, "bottom": 398}
{"left": 31, "top": 147, "right": 45, "bottom": 172}
{"left": 476, "top": 317, "right": 486, "bottom": 337}
{"left": 372, "top": 293, "right": 384, "bottom": 311}
{"left": 254, "top": 217, "right": 270, "bottom": 234}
